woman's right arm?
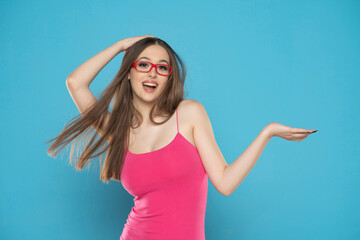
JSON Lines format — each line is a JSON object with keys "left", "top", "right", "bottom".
{"left": 66, "top": 35, "right": 154, "bottom": 88}
{"left": 65, "top": 35, "right": 154, "bottom": 142}
{"left": 66, "top": 40, "right": 124, "bottom": 88}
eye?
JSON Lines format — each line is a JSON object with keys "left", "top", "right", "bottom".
{"left": 138, "top": 62, "right": 148, "bottom": 67}
{"left": 158, "top": 65, "right": 168, "bottom": 70}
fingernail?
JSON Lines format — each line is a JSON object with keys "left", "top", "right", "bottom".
{"left": 308, "top": 130, "right": 318, "bottom": 134}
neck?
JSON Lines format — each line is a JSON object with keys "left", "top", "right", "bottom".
{"left": 132, "top": 97, "right": 159, "bottom": 125}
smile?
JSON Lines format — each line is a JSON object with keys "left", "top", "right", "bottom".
{"left": 142, "top": 84, "right": 157, "bottom": 93}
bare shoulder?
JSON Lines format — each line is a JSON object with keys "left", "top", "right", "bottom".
{"left": 178, "top": 99, "right": 207, "bottom": 129}
{"left": 178, "top": 99, "right": 204, "bottom": 111}
{"left": 175, "top": 99, "right": 206, "bottom": 147}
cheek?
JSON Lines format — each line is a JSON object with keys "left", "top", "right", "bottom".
{"left": 130, "top": 68, "right": 141, "bottom": 78}
{"left": 130, "top": 71, "right": 140, "bottom": 80}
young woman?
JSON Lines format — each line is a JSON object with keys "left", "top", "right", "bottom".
{"left": 46, "top": 35, "right": 317, "bottom": 239}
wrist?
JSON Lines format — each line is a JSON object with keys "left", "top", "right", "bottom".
{"left": 114, "top": 41, "right": 125, "bottom": 53}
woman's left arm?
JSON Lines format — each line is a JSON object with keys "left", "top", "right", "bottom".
{"left": 222, "top": 123, "right": 316, "bottom": 196}
{"left": 190, "top": 100, "right": 316, "bottom": 197}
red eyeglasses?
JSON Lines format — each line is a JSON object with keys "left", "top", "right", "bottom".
{"left": 131, "top": 60, "right": 172, "bottom": 76}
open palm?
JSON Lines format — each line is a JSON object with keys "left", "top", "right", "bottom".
{"left": 267, "top": 122, "right": 317, "bottom": 142}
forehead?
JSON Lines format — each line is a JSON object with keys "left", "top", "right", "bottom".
{"left": 137, "top": 45, "right": 170, "bottom": 63}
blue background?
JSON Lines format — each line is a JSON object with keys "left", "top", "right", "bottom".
{"left": 1, "top": 0, "right": 359, "bottom": 239}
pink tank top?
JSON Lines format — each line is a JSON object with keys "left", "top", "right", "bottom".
{"left": 120, "top": 108, "right": 208, "bottom": 240}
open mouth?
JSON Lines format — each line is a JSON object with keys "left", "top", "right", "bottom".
{"left": 142, "top": 83, "right": 158, "bottom": 92}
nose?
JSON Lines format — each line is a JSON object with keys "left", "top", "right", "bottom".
{"left": 148, "top": 66, "right": 157, "bottom": 77}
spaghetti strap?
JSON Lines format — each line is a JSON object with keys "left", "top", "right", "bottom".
{"left": 176, "top": 108, "right": 179, "bottom": 133}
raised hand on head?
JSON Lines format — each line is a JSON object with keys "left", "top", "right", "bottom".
{"left": 121, "top": 35, "right": 156, "bottom": 53}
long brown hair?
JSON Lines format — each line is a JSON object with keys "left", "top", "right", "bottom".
{"left": 45, "top": 37, "right": 187, "bottom": 183}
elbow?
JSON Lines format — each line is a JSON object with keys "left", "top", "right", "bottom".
{"left": 66, "top": 77, "right": 82, "bottom": 90}
{"left": 221, "top": 167, "right": 232, "bottom": 196}
{"left": 221, "top": 187, "right": 232, "bottom": 197}
{"left": 216, "top": 185, "right": 231, "bottom": 196}
{"left": 66, "top": 77, "right": 73, "bottom": 88}
{"left": 223, "top": 190, "right": 232, "bottom": 197}
{"left": 66, "top": 75, "right": 72, "bottom": 83}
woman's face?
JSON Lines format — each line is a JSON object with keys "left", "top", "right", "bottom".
{"left": 128, "top": 44, "right": 171, "bottom": 103}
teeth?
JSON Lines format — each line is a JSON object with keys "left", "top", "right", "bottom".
{"left": 143, "top": 83, "right": 157, "bottom": 87}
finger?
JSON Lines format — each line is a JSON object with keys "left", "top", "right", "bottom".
{"left": 298, "top": 129, "right": 317, "bottom": 134}
{"left": 291, "top": 128, "right": 307, "bottom": 133}
{"left": 305, "top": 129, "right": 317, "bottom": 134}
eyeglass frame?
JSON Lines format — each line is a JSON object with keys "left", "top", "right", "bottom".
{"left": 131, "top": 60, "right": 173, "bottom": 76}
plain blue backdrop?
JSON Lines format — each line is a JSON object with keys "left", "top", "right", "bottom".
{"left": 1, "top": 0, "right": 359, "bottom": 239}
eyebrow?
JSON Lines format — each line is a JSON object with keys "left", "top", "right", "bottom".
{"left": 138, "top": 57, "right": 170, "bottom": 65}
